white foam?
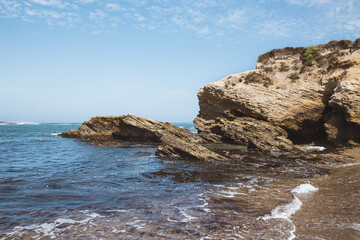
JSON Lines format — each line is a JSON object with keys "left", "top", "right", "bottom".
{"left": 3, "top": 212, "right": 102, "bottom": 239}
{"left": 111, "top": 228, "right": 126, "bottom": 233}
{"left": 127, "top": 220, "right": 146, "bottom": 230}
{"left": 107, "top": 209, "right": 132, "bottom": 213}
{"left": 233, "top": 233, "right": 245, "bottom": 239}
{"left": 167, "top": 217, "right": 178, "bottom": 222}
{"left": 302, "top": 145, "right": 326, "bottom": 151}
{"left": 262, "top": 184, "right": 318, "bottom": 240}
{"left": 339, "top": 163, "right": 360, "bottom": 167}
{"left": 51, "top": 132, "right": 61, "bottom": 136}
{"left": 291, "top": 183, "right": 318, "bottom": 194}
{"left": 176, "top": 207, "right": 197, "bottom": 222}
{"left": 218, "top": 189, "right": 247, "bottom": 198}
{"left": 216, "top": 186, "right": 247, "bottom": 198}
{"left": 198, "top": 193, "right": 211, "bottom": 212}
{"left": 17, "top": 122, "right": 40, "bottom": 125}
{"left": 351, "top": 223, "right": 360, "bottom": 231}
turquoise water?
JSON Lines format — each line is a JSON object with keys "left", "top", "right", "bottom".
{"left": 0, "top": 123, "right": 330, "bottom": 239}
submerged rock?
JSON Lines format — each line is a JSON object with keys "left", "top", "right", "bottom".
{"left": 195, "top": 39, "right": 360, "bottom": 151}
{"left": 60, "top": 115, "right": 227, "bottom": 161}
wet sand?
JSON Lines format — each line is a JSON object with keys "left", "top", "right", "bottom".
{"left": 293, "top": 147, "right": 360, "bottom": 240}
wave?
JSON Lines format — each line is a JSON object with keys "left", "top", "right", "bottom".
{"left": 18, "top": 122, "right": 40, "bottom": 125}
{"left": 302, "top": 145, "right": 326, "bottom": 152}
{"left": 176, "top": 207, "right": 198, "bottom": 222}
{"left": 0, "top": 122, "right": 40, "bottom": 126}
{"left": 262, "top": 183, "right": 318, "bottom": 240}
{"left": 1, "top": 211, "right": 102, "bottom": 240}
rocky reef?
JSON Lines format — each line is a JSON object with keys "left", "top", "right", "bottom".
{"left": 61, "top": 39, "right": 360, "bottom": 160}
{"left": 60, "top": 115, "right": 226, "bottom": 161}
{"left": 194, "top": 39, "right": 360, "bottom": 151}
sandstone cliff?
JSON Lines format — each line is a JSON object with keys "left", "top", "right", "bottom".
{"left": 194, "top": 39, "right": 360, "bottom": 151}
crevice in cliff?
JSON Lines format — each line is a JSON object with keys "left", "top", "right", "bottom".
{"left": 286, "top": 76, "right": 341, "bottom": 145}
{"left": 284, "top": 72, "right": 360, "bottom": 146}
{"left": 286, "top": 119, "right": 328, "bottom": 145}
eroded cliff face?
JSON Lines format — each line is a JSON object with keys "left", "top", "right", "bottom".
{"left": 195, "top": 39, "right": 360, "bottom": 151}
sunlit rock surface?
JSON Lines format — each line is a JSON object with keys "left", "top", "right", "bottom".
{"left": 60, "top": 115, "right": 227, "bottom": 161}
{"left": 195, "top": 39, "right": 360, "bottom": 151}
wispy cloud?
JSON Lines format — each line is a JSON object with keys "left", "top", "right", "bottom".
{"left": 89, "top": 9, "right": 107, "bottom": 25}
{"left": 29, "top": 0, "right": 68, "bottom": 9}
{"left": 105, "top": 3, "right": 126, "bottom": 11}
{"left": 286, "top": 0, "right": 332, "bottom": 7}
{"left": 217, "top": 9, "right": 247, "bottom": 29}
{"left": 0, "top": 0, "right": 359, "bottom": 41}
{"left": 0, "top": 0, "right": 22, "bottom": 17}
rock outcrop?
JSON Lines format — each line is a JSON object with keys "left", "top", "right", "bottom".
{"left": 60, "top": 115, "right": 227, "bottom": 161}
{"left": 195, "top": 39, "right": 360, "bottom": 151}
{"left": 61, "top": 39, "right": 360, "bottom": 158}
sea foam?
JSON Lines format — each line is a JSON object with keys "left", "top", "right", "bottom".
{"left": 2, "top": 212, "right": 103, "bottom": 240}
{"left": 302, "top": 145, "right": 326, "bottom": 152}
{"left": 17, "top": 122, "right": 40, "bottom": 125}
{"left": 262, "top": 183, "right": 318, "bottom": 240}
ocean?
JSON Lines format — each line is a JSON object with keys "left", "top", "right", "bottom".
{"left": 1, "top": 123, "right": 360, "bottom": 239}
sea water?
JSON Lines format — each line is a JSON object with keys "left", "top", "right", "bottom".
{"left": 0, "top": 123, "right": 357, "bottom": 239}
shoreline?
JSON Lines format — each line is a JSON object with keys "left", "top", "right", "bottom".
{"left": 291, "top": 147, "right": 360, "bottom": 239}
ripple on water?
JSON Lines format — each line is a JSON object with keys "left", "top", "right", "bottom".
{"left": 0, "top": 124, "right": 341, "bottom": 240}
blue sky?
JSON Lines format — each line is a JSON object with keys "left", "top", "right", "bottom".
{"left": 1, "top": 0, "right": 359, "bottom": 123}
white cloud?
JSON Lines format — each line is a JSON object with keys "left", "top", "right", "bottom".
{"left": 218, "top": 9, "right": 247, "bottom": 29}
{"left": 24, "top": 7, "right": 77, "bottom": 26}
{"left": 197, "top": 26, "right": 209, "bottom": 35}
{"left": 106, "top": 3, "right": 126, "bottom": 11}
{"left": 133, "top": 13, "right": 145, "bottom": 21}
{"left": 258, "top": 19, "right": 295, "bottom": 37}
{"left": 77, "top": 0, "right": 96, "bottom": 3}
{"left": 89, "top": 9, "right": 107, "bottom": 25}
{"left": 0, "top": 0, "right": 22, "bottom": 17}
{"left": 29, "top": 0, "right": 67, "bottom": 8}
{"left": 287, "top": 0, "right": 332, "bottom": 6}
{"left": 1, "top": 0, "right": 360, "bottom": 41}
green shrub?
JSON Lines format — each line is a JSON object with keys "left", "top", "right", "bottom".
{"left": 264, "top": 67, "right": 273, "bottom": 73}
{"left": 327, "top": 55, "right": 339, "bottom": 70}
{"left": 258, "top": 53, "right": 270, "bottom": 63}
{"left": 279, "top": 62, "right": 290, "bottom": 72}
{"left": 244, "top": 72, "right": 273, "bottom": 87}
{"left": 288, "top": 72, "right": 300, "bottom": 82}
{"left": 302, "top": 46, "right": 320, "bottom": 66}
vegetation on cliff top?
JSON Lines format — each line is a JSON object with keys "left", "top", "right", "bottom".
{"left": 301, "top": 46, "right": 320, "bottom": 66}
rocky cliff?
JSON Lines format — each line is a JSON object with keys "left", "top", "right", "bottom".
{"left": 61, "top": 39, "right": 360, "bottom": 160}
{"left": 194, "top": 39, "right": 360, "bottom": 151}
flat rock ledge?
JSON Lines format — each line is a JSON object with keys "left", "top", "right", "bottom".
{"left": 60, "top": 115, "right": 227, "bottom": 161}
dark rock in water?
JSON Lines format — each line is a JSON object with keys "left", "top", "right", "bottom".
{"left": 0, "top": 121, "right": 16, "bottom": 125}
{"left": 156, "top": 134, "right": 227, "bottom": 161}
{"left": 60, "top": 115, "right": 227, "bottom": 161}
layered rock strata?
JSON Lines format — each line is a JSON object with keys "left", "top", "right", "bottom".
{"left": 195, "top": 39, "right": 360, "bottom": 151}
{"left": 60, "top": 115, "right": 227, "bottom": 161}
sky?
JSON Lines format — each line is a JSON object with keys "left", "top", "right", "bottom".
{"left": 0, "top": 0, "right": 359, "bottom": 123}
